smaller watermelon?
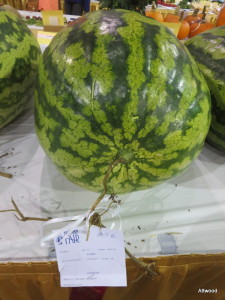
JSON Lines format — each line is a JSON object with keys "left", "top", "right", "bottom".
{"left": 0, "top": 9, "right": 41, "bottom": 129}
{"left": 185, "top": 26, "right": 225, "bottom": 152}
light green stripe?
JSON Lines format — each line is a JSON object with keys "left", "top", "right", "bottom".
{"left": 117, "top": 12, "right": 146, "bottom": 141}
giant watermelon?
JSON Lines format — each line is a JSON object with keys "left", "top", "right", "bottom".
{"left": 0, "top": 8, "right": 41, "bottom": 129}
{"left": 185, "top": 26, "right": 225, "bottom": 152}
{"left": 35, "top": 9, "right": 211, "bottom": 194}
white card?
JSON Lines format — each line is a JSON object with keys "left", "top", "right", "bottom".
{"left": 54, "top": 225, "right": 127, "bottom": 287}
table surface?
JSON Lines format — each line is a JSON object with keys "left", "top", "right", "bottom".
{"left": 0, "top": 103, "right": 225, "bottom": 263}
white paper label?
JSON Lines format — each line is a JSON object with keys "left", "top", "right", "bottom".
{"left": 54, "top": 225, "right": 127, "bottom": 287}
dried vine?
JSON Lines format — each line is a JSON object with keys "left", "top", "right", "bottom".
{"left": 0, "top": 156, "right": 159, "bottom": 280}
{"left": 88, "top": 210, "right": 158, "bottom": 280}
{"left": 0, "top": 171, "right": 12, "bottom": 178}
{"left": 0, "top": 198, "right": 51, "bottom": 221}
{"left": 86, "top": 157, "right": 159, "bottom": 280}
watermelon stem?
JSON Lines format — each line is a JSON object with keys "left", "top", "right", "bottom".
{"left": 86, "top": 194, "right": 120, "bottom": 240}
{"left": 86, "top": 157, "right": 126, "bottom": 240}
{"left": 99, "top": 194, "right": 119, "bottom": 217}
{"left": 88, "top": 157, "right": 126, "bottom": 214}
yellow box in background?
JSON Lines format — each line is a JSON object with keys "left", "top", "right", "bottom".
{"left": 41, "top": 10, "right": 64, "bottom": 32}
{"left": 163, "top": 22, "right": 181, "bottom": 36}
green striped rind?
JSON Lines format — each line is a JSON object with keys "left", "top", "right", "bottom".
{"left": 0, "top": 9, "right": 41, "bottom": 129}
{"left": 35, "top": 9, "right": 211, "bottom": 194}
{"left": 185, "top": 26, "right": 225, "bottom": 152}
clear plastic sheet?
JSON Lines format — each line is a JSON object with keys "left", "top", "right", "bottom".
{"left": 0, "top": 105, "right": 225, "bottom": 262}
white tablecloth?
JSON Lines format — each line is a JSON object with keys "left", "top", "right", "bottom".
{"left": 1, "top": 102, "right": 225, "bottom": 263}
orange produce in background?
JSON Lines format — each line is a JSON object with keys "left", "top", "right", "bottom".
{"left": 189, "top": 12, "right": 214, "bottom": 38}
{"left": 145, "top": 1, "right": 163, "bottom": 22}
{"left": 184, "top": 8, "right": 201, "bottom": 24}
{"left": 177, "top": 20, "right": 190, "bottom": 39}
{"left": 145, "top": 10, "right": 164, "bottom": 22}
{"left": 164, "top": 13, "right": 180, "bottom": 22}
{"left": 216, "top": 2, "right": 225, "bottom": 26}
{"left": 164, "top": 6, "right": 180, "bottom": 22}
